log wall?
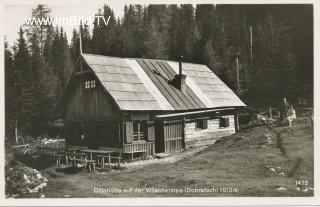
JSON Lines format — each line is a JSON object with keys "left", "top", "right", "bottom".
{"left": 185, "top": 115, "right": 235, "bottom": 147}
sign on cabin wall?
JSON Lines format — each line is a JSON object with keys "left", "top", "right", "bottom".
{"left": 130, "top": 113, "right": 150, "bottom": 121}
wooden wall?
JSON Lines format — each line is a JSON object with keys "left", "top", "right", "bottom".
{"left": 64, "top": 74, "right": 120, "bottom": 122}
{"left": 185, "top": 115, "right": 235, "bottom": 147}
{"left": 63, "top": 73, "right": 122, "bottom": 148}
{"left": 163, "top": 120, "right": 183, "bottom": 153}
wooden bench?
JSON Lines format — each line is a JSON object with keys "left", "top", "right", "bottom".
{"left": 59, "top": 151, "right": 81, "bottom": 165}
{"left": 96, "top": 154, "right": 110, "bottom": 169}
{"left": 37, "top": 147, "right": 65, "bottom": 166}
{"left": 68, "top": 153, "right": 96, "bottom": 172}
{"left": 110, "top": 152, "right": 123, "bottom": 168}
{"left": 54, "top": 154, "right": 66, "bottom": 166}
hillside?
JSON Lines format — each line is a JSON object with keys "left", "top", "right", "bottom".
{"left": 32, "top": 118, "right": 314, "bottom": 197}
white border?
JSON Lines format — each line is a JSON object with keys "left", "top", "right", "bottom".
{"left": 0, "top": 0, "right": 319, "bottom": 206}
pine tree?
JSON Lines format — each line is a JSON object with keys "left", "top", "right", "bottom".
{"left": 5, "top": 40, "right": 17, "bottom": 141}
{"left": 70, "top": 29, "right": 80, "bottom": 62}
{"left": 14, "top": 28, "right": 34, "bottom": 134}
{"left": 177, "top": 5, "right": 196, "bottom": 61}
{"left": 167, "top": 5, "right": 180, "bottom": 60}
{"left": 143, "top": 5, "right": 170, "bottom": 59}
{"left": 123, "top": 5, "right": 147, "bottom": 57}
{"left": 80, "top": 22, "right": 91, "bottom": 53}
{"left": 29, "top": 32, "right": 45, "bottom": 134}
{"left": 25, "top": 5, "right": 51, "bottom": 56}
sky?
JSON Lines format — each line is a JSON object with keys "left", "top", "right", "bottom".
{"left": 4, "top": 3, "right": 126, "bottom": 47}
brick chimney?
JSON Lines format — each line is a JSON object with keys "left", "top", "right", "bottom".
{"left": 171, "top": 55, "right": 187, "bottom": 93}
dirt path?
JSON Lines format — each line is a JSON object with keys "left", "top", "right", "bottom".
{"left": 122, "top": 145, "right": 213, "bottom": 171}
{"left": 274, "top": 129, "right": 289, "bottom": 158}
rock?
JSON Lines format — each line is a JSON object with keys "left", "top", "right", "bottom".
{"left": 30, "top": 182, "right": 47, "bottom": 193}
{"left": 23, "top": 174, "right": 31, "bottom": 183}
{"left": 64, "top": 194, "right": 71, "bottom": 198}
{"left": 294, "top": 187, "right": 301, "bottom": 191}
{"left": 276, "top": 166, "right": 281, "bottom": 170}
{"left": 302, "top": 188, "right": 309, "bottom": 192}
{"left": 267, "top": 138, "right": 272, "bottom": 145}
{"left": 269, "top": 168, "right": 276, "bottom": 172}
{"left": 308, "top": 187, "right": 314, "bottom": 190}
{"left": 40, "top": 194, "right": 45, "bottom": 198}
{"left": 278, "top": 172, "right": 285, "bottom": 177}
{"left": 11, "top": 194, "right": 19, "bottom": 198}
{"left": 275, "top": 187, "right": 287, "bottom": 191}
{"left": 263, "top": 133, "right": 272, "bottom": 145}
{"left": 36, "top": 173, "right": 42, "bottom": 179}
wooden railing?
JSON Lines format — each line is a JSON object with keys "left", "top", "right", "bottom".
{"left": 123, "top": 141, "right": 155, "bottom": 155}
{"left": 133, "top": 132, "right": 144, "bottom": 141}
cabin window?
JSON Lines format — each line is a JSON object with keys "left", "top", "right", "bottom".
{"left": 219, "top": 117, "right": 230, "bottom": 128}
{"left": 133, "top": 121, "right": 146, "bottom": 141}
{"left": 195, "top": 119, "right": 208, "bottom": 130}
{"left": 85, "top": 80, "right": 96, "bottom": 89}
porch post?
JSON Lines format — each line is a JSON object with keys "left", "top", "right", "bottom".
{"left": 182, "top": 117, "right": 186, "bottom": 149}
{"left": 234, "top": 108, "right": 240, "bottom": 132}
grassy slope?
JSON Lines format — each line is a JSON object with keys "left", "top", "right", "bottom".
{"left": 40, "top": 121, "right": 313, "bottom": 197}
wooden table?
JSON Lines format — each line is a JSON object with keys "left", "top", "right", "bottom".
{"left": 80, "top": 149, "right": 114, "bottom": 168}
{"left": 65, "top": 148, "right": 80, "bottom": 154}
{"left": 64, "top": 148, "right": 82, "bottom": 165}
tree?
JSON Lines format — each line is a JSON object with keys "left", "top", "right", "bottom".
{"left": 14, "top": 28, "right": 36, "bottom": 134}
{"left": 29, "top": 32, "right": 46, "bottom": 134}
{"left": 91, "top": 5, "right": 119, "bottom": 56}
{"left": 143, "top": 5, "right": 170, "bottom": 59}
{"left": 177, "top": 5, "right": 196, "bottom": 61}
{"left": 5, "top": 40, "right": 17, "bottom": 141}
{"left": 25, "top": 5, "right": 51, "bottom": 56}
{"left": 70, "top": 28, "right": 80, "bottom": 62}
{"left": 80, "top": 22, "right": 91, "bottom": 53}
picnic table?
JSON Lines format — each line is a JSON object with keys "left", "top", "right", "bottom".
{"left": 80, "top": 149, "right": 115, "bottom": 168}
{"left": 61, "top": 147, "right": 87, "bottom": 166}
{"left": 65, "top": 147, "right": 80, "bottom": 154}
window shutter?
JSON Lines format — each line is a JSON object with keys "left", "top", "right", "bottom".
{"left": 203, "top": 120, "right": 208, "bottom": 129}
{"left": 147, "top": 121, "right": 155, "bottom": 141}
{"left": 219, "top": 118, "right": 229, "bottom": 128}
{"left": 224, "top": 118, "right": 230, "bottom": 127}
{"left": 125, "top": 122, "right": 133, "bottom": 143}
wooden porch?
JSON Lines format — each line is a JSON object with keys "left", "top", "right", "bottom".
{"left": 123, "top": 141, "right": 155, "bottom": 156}
{"left": 98, "top": 141, "right": 155, "bottom": 156}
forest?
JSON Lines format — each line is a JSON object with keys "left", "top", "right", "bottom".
{"left": 4, "top": 4, "right": 313, "bottom": 138}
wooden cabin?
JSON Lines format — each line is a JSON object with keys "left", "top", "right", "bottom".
{"left": 60, "top": 54, "right": 245, "bottom": 156}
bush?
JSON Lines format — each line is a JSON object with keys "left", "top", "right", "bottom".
{"left": 5, "top": 152, "right": 48, "bottom": 198}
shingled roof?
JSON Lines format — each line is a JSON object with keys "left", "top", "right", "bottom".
{"left": 81, "top": 53, "right": 245, "bottom": 111}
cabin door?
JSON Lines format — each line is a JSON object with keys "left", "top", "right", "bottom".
{"left": 155, "top": 120, "right": 165, "bottom": 153}
{"left": 86, "top": 122, "right": 98, "bottom": 149}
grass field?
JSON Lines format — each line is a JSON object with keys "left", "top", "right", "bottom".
{"left": 24, "top": 120, "right": 314, "bottom": 197}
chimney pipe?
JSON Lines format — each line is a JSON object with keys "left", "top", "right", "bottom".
{"left": 179, "top": 55, "right": 183, "bottom": 76}
{"left": 171, "top": 55, "right": 187, "bottom": 93}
